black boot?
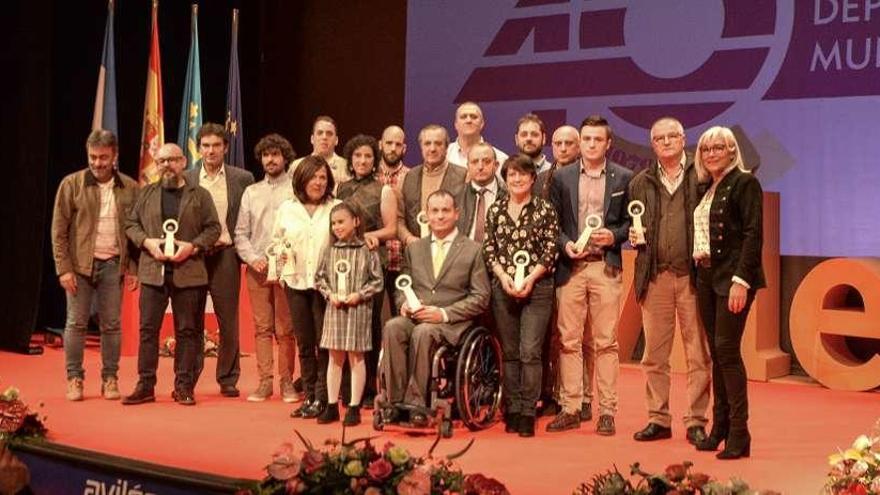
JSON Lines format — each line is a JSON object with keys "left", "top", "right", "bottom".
{"left": 717, "top": 429, "right": 750, "bottom": 460}
{"left": 696, "top": 423, "right": 729, "bottom": 451}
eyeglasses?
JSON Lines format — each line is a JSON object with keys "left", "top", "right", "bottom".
{"left": 156, "top": 156, "right": 184, "bottom": 164}
{"left": 651, "top": 132, "right": 682, "bottom": 144}
{"left": 699, "top": 144, "right": 730, "bottom": 155}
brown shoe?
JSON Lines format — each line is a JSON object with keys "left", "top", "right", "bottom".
{"left": 596, "top": 414, "right": 616, "bottom": 436}
{"left": 546, "top": 412, "right": 580, "bottom": 433}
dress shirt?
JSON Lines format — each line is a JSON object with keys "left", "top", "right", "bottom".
{"left": 468, "top": 179, "right": 499, "bottom": 240}
{"left": 578, "top": 160, "right": 606, "bottom": 234}
{"left": 657, "top": 154, "right": 686, "bottom": 195}
{"left": 93, "top": 179, "right": 120, "bottom": 259}
{"left": 483, "top": 195, "right": 559, "bottom": 277}
{"left": 199, "top": 163, "right": 232, "bottom": 245}
{"left": 428, "top": 228, "right": 460, "bottom": 323}
{"left": 446, "top": 138, "right": 509, "bottom": 168}
{"left": 234, "top": 173, "right": 294, "bottom": 266}
{"left": 272, "top": 198, "right": 340, "bottom": 290}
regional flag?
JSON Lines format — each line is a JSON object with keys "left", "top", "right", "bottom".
{"left": 177, "top": 3, "right": 203, "bottom": 169}
{"left": 92, "top": 0, "right": 118, "bottom": 135}
{"left": 139, "top": 0, "right": 165, "bottom": 184}
{"left": 225, "top": 9, "right": 244, "bottom": 168}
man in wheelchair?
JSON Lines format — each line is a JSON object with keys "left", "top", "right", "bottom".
{"left": 379, "top": 190, "right": 490, "bottom": 427}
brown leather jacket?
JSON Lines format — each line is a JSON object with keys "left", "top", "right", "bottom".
{"left": 51, "top": 169, "right": 140, "bottom": 277}
{"left": 125, "top": 180, "right": 220, "bottom": 287}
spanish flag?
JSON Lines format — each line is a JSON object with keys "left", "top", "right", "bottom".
{"left": 139, "top": 0, "right": 165, "bottom": 185}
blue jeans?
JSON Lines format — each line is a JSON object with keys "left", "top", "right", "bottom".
{"left": 64, "top": 258, "right": 122, "bottom": 380}
{"left": 492, "top": 276, "right": 554, "bottom": 417}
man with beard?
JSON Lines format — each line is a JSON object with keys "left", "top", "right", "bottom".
{"left": 51, "top": 129, "right": 139, "bottom": 401}
{"left": 234, "top": 133, "right": 301, "bottom": 403}
{"left": 446, "top": 102, "right": 508, "bottom": 170}
{"left": 514, "top": 113, "right": 551, "bottom": 175}
{"left": 377, "top": 125, "right": 409, "bottom": 312}
{"left": 456, "top": 142, "right": 506, "bottom": 243}
{"left": 289, "top": 115, "right": 350, "bottom": 190}
{"left": 123, "top": 143, "right": 220, "bottom": 406}
{"left": 398, "top": 125, "right": 466, "bottom": 248}
{"left": 186, "top": 123, "right": 255, "bottom": 398}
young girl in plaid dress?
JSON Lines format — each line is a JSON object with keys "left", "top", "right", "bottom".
{"left": 315, "top": 203, "right": 383, "bottom": 425}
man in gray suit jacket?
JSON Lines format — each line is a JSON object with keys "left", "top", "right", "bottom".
{"left": 398, "top": 125, "right": 466, "bottom": 247}
{"left": 185, "top": 123, "right": 255, "bottom": 397}
{"left": 383, "top": 190, "right": 490, "bottom": 424}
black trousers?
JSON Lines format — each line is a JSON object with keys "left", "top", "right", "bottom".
{"left": 194, "top": 246, "right": 241, "bottom": 388}
{"left": 285, "top": 287, "right": 328, "bottom": 403}
{"left": 696, "top": 267, "right": 754, "bottom": 435}
{"left": 137, "top": 278, "right": 206, "bottom": 393}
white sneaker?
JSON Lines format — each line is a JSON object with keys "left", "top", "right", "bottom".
{"left": 102, "top": 377, "right": 121, "bottom": 400}
{"left": 247, "top": 380, "right": 273, "bottom": 402}
{"left": 281, "top": 380, "right": 304, "bottom": 403}
{"left": 66, "top": 378, "right": 84, "bottom": 401}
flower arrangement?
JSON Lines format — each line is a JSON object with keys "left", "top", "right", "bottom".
{"left": 574, "top": 461, "right": 778, "bottom": 495}
{"left": 826, "top": 421, "right": 880, "bottom": 494}
{"left": 254, "top": 428, "right": 508, "bottom": 495}
{"left": 0, "top": 385, "right": 47, "bottom": 442}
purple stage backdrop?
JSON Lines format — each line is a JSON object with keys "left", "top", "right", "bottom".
{"left": 404, "top": 0, "right": 880, "bottom": 257}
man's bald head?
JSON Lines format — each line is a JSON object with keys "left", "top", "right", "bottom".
{"left": 551, "top": 125, "right": 580, "bottom": 165}
{"left": 380, "top": 125, "right": 407, "bottom": 167}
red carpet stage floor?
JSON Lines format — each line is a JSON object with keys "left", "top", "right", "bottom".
{"left": 1, "top": 346, "right": 878, "bottom": 493}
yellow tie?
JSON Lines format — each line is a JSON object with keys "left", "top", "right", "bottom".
{"left": 433, "top": 239, "right": 448, "bottom": 277}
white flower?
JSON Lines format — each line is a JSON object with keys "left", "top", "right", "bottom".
{"left": 851, "top": 460, "right": 870, "bottom": 477}
{"left": 853, "top": 434, "right": 873, "bottom": 451}
{"left": 870, "top": 476, "right": 880, "bottom": 493}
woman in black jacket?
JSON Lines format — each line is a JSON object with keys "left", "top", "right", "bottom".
{"left": 691, "top": 126, "right": 765, "bottom": 459}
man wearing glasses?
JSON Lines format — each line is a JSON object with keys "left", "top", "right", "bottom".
{"left": 628, "top": 117, "right": 711, "bottom": 445}
{"left": 123, "top": 143, "right": 221, "bottom": 406}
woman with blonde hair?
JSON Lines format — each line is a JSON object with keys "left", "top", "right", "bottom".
{"left": 691, "top": 126, "right": 765, "bottom": 459}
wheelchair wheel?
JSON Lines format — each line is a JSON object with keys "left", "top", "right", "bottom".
{"left": 454, "top": 326, "right": 502, "bottom": 430}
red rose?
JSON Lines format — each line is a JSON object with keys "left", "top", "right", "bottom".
{"left": 842, "top": 483, "right": 869, "bottom": 495}
{"left": 689, "top": 472, "right": 710, "bottom": 489}
{"left": 367, "top": 458, "right": 393, "bottom": 481}
{"left": 302, "top": 450, "right": 325, "bottom": 474}
{"left": 664, "top": 464, "right": 687, "bottom": 482}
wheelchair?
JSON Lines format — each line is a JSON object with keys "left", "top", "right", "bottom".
{"left": 372, "top": 325, "right": 502, "bottom": 438}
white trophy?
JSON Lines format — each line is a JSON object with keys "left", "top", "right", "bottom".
{"left": 265, "top": 243, "right": 279, "bottom": 283}
{"left": 628, "top": 200, "right": 646, "bottom": 246}
{"left": 162, "top": 219, "right": 179, "bottom": 257}
{"left": 334, "top": 259, "right": 351, "bottom": 300}
{"left": 512, "top": 250, "right": 530, "bottom": 291}
{"left": 395, "top": 274, "right": 422, "bottom": 313}
{"left": 573, "top": 214, "right": 603, "bottom": 254}
{"left": 416, "top": 210, "right": 430, "bottom": 238}
{"left": 281, "top": 238, "right": 296, "bottom": 279}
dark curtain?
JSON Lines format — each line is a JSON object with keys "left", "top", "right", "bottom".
{"left": 2, "top": 0, "right": 405, "bottom": 351}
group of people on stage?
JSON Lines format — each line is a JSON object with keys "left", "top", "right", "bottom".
{"left": 52, "top": 102, "right": 764, "bottom": 460}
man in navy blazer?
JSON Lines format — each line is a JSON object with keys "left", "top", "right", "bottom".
{"left": 547, "top": 115, "right": 632, "bottom": 435}
{"left": 185, "top": 123, "right": 255, "bottom": 398}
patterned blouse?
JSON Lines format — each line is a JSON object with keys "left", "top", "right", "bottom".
{"left": 315, "top": 239, "right": 384, "bottom": 352}
{"left": 483, "top": 195, "right": 559, "bottom": 279}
